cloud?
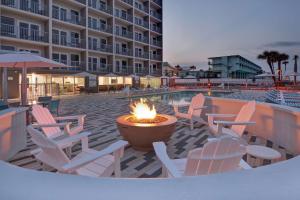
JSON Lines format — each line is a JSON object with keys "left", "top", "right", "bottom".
{"left": 263, "top": 41, "right": 300, "bottom": 48}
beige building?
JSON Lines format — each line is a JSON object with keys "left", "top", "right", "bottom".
{"left": 0, "top": 0, "right": 163, "bottom": 97}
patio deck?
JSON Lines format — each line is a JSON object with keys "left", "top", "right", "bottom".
{"left": 9, "top": 94, "right": 294, "bottom": 178}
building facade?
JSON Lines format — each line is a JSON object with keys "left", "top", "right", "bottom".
{"left": 208, "top": 55, "right": 262, "bottom": 79}
{"left": 0, "top": 0, "right": 163, "bottom": 97}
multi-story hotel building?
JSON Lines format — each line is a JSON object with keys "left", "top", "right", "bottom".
{"left": 208, "top": 55, "right": 262, "bottom": 79}
{"left": 0, "top": 0, "right": 163, "bottom": 98}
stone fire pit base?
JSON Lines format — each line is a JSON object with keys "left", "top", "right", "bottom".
{"left": 116, "top": 114, "right": 177, "bottom": 151}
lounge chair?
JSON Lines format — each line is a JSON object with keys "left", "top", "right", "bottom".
{"left": 31, "top": 104, "right": 87, "bottom": 153}
{"left": 153, "top": 136, "right": 250, "bottom": 178}
{"left": 207, "top": 101, "right": 256, "bottom": 137}
{"left": 27, "top": 125, "right": 128, "bottom": 177}
{"left": 173, "top": 93, "right": 207, "bottom": 130}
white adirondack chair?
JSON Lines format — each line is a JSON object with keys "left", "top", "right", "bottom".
{"left": 173, "top": 93, "right": 207, "bottom": 130}
{"left": 207, "top": 101, "right": 256, "bottom": 137}
{"left": 27, "top": 125, "right": 128, "bottom": 177}
{"left": 153, "top": 136, "right": 250, "bottom": 178}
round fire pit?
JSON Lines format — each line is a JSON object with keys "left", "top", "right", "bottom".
{"left": 116, "top": 114, "right": 177, "bottom": 151}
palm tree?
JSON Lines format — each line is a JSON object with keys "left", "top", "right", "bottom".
{"left": 276, "top": 53, "right": 289, "bottom": 81}
{"left": 294, "top": 55, "right": 299, "bottom": 85}
{"left": 257, "top": 51, "right": 277, "bottom": 84}
{"left": 283, "top": 60, "right": 289, "bottom": 72}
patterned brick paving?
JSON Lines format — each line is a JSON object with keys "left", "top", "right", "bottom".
{"left": 9, "top": 94, "right": 294, "bottom": 178}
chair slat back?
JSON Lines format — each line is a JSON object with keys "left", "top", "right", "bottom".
{"left": 231, "top": 101, "right": 256, "bottom": 137}
{"left": 184, "top": 136, "right": 246, "bottom": 176}
{"left": 32, "top": 105, "right": 61, "bottom": 138}
{"left": 188, "top": 93, "right": 205, "bottom": 117}
{"left": 27, "top": 125, "right": 69, "bottom": 171}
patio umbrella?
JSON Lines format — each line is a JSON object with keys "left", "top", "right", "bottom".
{"left": 0, "top": 51, "right": 65, "bottom": 105}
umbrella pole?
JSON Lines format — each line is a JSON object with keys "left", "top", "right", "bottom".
{"left": 2, "top": 67, "right": 8, "bottom": 103}
{"left": 21, "top": 67, "right": 28, "bottom": 106}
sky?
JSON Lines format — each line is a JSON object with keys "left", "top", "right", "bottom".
{"left": 163, "top": 0, "right": 300, "bottom": 71}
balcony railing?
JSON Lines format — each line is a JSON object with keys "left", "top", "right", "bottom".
{"left": 135, "top": 51, "right": 149, "bottom": 59}
{"left": 115, "top": 29, "right": 133, "bottom": 39}
{"left": 115, "top": 11, "right": 133, "bottom": 23}
{"left": 88, "top": 63, "right": 113, "bottom": 73}
{"left": 134, "top": 3, "right": 149, "bottom": 13}
{"left": 151, "top": 40, "right": 162, "bottom": 47}
{"left": 135, "top": 68, "right": 148, "bottom": 75}
{"left": 52, "top": 13, "right": 85, "bottom": 26}
{"left": 150, "top": 25, "right": 162, "bottom": 33}
{"left": 135, "top": 19, "right": 149, "bottom": 29}
{"left": 53, "top": 59, "right": 84, "bottom": 71}
{"left": 135, "top": 35, "right": 149, "bottom": 44}
{"left": 52, "top": 34, "right": 85, "bottom": 49}
{"left": 150, "top": 10, "right": 162, "bottom": 20}
{"left": 116, "top": 66, "right": 134, "bottom": 75}
{"left": 151, "top": 54, "right": 162, "bottom": 61}
{"left": 115, "top": 47, "right": 133, "bottom": 56}
{"left": 0, "top": 24, "right": 49, "bottom": 42}
{"left": 121, "top": 0, "right": 133, "bottom": 6}
{"left": 152, "top": 0, "right": 162, "bottom": 7}
{"left": 88, "top": 2, "right": 113, "bottom": 15}
{"left": 88, "top": 23, "right": 113, "bottom": 34}
{"left": 1, "top": 0, "right": 48, "bottom": 16}
{"left": 88, "top": 43, "right": 113, "bottom": 53}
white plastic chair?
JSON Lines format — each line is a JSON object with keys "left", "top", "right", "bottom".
{"left": 153, "top": 136, "right": 250, "bottom": 178}
{"left": 27, "top": 125, "right": 128, "bottom": 178}
{"left": 173, "top": 93, "right": 207, "bottom": 130}
{"left": 207, "top": 101, "right": 256, "bottom": 137}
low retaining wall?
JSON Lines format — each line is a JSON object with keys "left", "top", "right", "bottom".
{"left": 203, "top": 97, "right": 300, "bottom": 154}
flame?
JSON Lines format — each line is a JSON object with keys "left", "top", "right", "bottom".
{"left": 130, "top": 98, "right": 157, "bottom": 120}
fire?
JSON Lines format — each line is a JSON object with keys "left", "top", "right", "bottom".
{"left": 130, "top": 98, "right": 157, "bottom": 120}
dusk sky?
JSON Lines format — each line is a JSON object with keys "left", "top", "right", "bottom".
{"left": 163, "top": 0, "right": 300, "bottom": 71}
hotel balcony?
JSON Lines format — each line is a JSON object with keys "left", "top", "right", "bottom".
{"left": 1, "top": 0, "right": 48, "bottom": 16}
{"left": 121, "top": 0, "right": 133, "bottom": 6}
{"left": 0, "top": 24, "right": 49, "bottom": 43}
{"left": 135, "top": 68, "right": 149, "bottom": 75}
{"left": 152, "top": 0, "right": 162, "bottom": 7}
{"left": 151, "top": 40, "right": 162, "bottom": 47}
{"left": 135, "top": 51, "right": 149, "bottom": 59}
{"left": 135, "top": 35, "right": 149, "bottom": 44}
{"left": 115, "top": 12, "right": 133, "bottom": 23}
{"left": 88, "top": 2, "right": 113, "bottom": 15}
{"left": 116, "top": 66, "right": 134, "bottom": 75}
{"left": 52, "top": 13, "right": 85, "bottom": 27}
{"left": 134, "top": 3, "right": 149, "bottom": 14}
{"left": 115, "top": 47, "right": 133, "bottom": 57}
{"left": 52, "top": 34, "right": 85, "bottom": 49}
{"left": 53, "top": 59, "right": 85, "bottom": 71}
{"left": 151, "top": 54, "right": 162, "bottom": 61}
{"left": 150, "top": 25, "right": 162, "bottom": 34}
{"left": 88, "top": 63, "right": 113, "bottom": 73}
{"left": 88, "top": 44, "right": 113, "bottom": 54}
{"left": 150, "top": 69, "right": 162, "bottom": 76}
{"left": 115, "top": 29, "right": 133, "bottom": 39}
{"left": 88, "top": 23, "right": 113, "bottom": 34}
{"left": 135, "top": 19, "right": 149, "bottom": 29}
{"left": 150, "top": 11, "right": 162, "bottom": 20}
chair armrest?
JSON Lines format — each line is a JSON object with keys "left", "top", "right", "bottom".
{"left": 55, "top": 115, "right": 86, "bottom": 121}
{"left": 206, "top": 113, "right": 237, "bottom": 118}
{"left": 153, "top": 142, "right": 181, "bottom": 178}
{"left": 62, "top": 140, "right": 128, "bottom": 172}
{"left": 55, "top": 131, "right": 92, "bottom": 147}
{"left": 214, "top": 121, "right": 256, "bottom": 126}
{"left": 193, "top": 106, "right": 207, "bottom": 111}
{"left": 32, "top": 122, "right": 71, "bottom": 129}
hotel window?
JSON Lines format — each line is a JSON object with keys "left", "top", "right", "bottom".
{"left": 92, "top": 18, "right": 97, "bottom": 29}
{"left": 60, "top": 8, "right": 67, "bottom": 21}
{"left": 122, "top": 61, "right": 127, "bottom": 71}
{"left": 91, "top": 0, "right": 97, "bottom": 8}
{"left": 19, "top": 22, "right": 29, "bottom": 39}
{"left": 71, "top": 54, "right": 79, "bottom": 66}
{"left": 71, "top": 32, "right": 79, "bottom": 47}
{"left": 100, "top": 58, "right": 107, "bottom": 68}
{"left": 116, "top": 61, "right": 120, "bottom": 72}
{"left": 88, "top": 17, "right": 92, "bottom": 28}
{"left": 71, "top": 10, "right": 79, "bottom": 24}
{"left": 60, "top": 54, "right": 67, "bottom": 65}
{"left": 100, "top": 19, "right": 106, "bottom": 29}
{"left": 92, "top": 38, "right": 97, "bottom": 50}
{"left": 92, "top": 58, "right": 98, "bottom": 71}
{"left": 121, "top": 10, "right": 127, "bottom": 19}
{"left": 60, "top": 31, "right": 67, "bottom": 45}
{"left": 52, "top": 6, "right": 59, "bottom": 19}
{"left": 1, "top": 16, "right": 15, "bottom": 37}
{"left": 100, "top": 1, "right": 106, "bottom": 9}
{"left": 30, "top": 24, "right": 39, "bottom": 41}
{"left": 52, "top": 53, "right": 59, "bottom": 62}
{"left": 52, "top": 29, "right": 59, "bottom": 44}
